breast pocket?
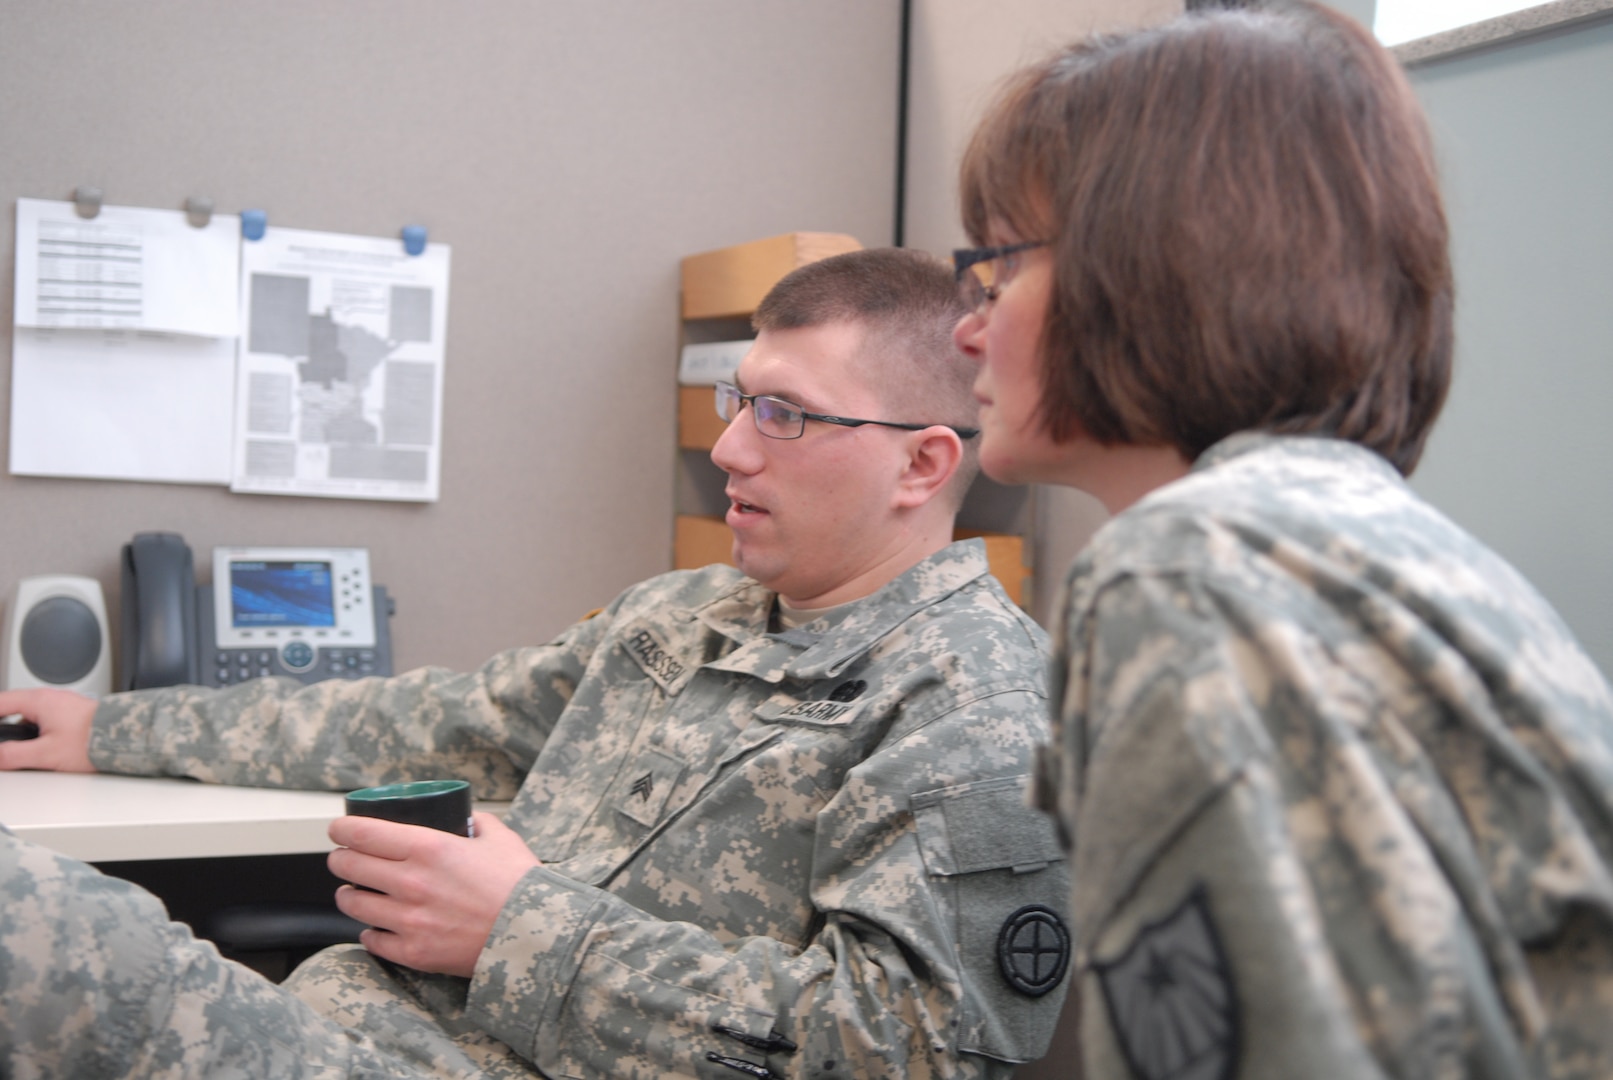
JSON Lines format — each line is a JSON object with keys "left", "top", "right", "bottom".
{"left": 612, "top": 746, "right": 687, "bottom": 829}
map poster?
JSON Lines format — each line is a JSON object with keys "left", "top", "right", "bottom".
{"left": 232, "top": 226, "right": 451, "bottom": 501}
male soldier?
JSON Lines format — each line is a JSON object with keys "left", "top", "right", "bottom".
{"left": 0, "top": 247, "right": 1070, "bottom": 1079}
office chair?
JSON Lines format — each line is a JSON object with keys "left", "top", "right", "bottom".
{"left": 202, "top": 903, "right": 367, "bottom": 982}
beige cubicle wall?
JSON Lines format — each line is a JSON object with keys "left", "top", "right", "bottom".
{"left": 0, "top": 1, "right": 904, "bottom": 673}
{"left": 901, "top": 0, "right": 1180, "bottom": 626}
{"left": 1402, "top": 10, "right": 1613, "bottom": 677}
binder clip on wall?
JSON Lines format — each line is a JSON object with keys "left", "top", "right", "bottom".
{"left": 184, "top": 196, "right": 214, "bottom": 228}
{"left": 72, "top": 186, "right": 102, "bottom": 219}
{"left": 241, "top": 209, "right": 268, "bottom": 242}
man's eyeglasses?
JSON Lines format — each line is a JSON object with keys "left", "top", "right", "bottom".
{"left": 714, "top": 381, "right": 979, "bottom": 441}
{"left": 953, "top": 240, "right": 1047, "bottom": 313}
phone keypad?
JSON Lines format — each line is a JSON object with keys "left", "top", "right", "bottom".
{"left": 322, "top": 648, "right": 381, "bottom": 677}
{"left": 213, "top": 650, "right": 275, "bottom": 684}
{"left": 210, "top": 647, "right": 381, "bottom": 685}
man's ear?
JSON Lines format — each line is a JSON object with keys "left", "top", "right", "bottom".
{"left": 892, "top": 427, "right": 963, "bottom": 509}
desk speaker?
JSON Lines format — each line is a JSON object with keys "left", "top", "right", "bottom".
{"left": 1, "top": 575, "right": 113, "bottom": 696}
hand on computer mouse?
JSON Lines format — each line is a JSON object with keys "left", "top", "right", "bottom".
{"left": 0, "top": 689, "right": 97, "bottom": 771}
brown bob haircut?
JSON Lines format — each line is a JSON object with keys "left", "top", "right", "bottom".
{"left": 959, "top": 0, "right": 1453, "bottom": 474}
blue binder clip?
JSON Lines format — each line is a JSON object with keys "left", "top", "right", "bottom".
{"left": 401, "top": 225, "right": 428, "bottom": 256}
{"left": 241, "top": 209, "right": 268, "bottom": 242}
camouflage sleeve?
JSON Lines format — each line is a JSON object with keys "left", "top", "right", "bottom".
{"left": 466, "top": 687, "right": 1069, "bottom": 1079}
{"left": 1058, "top": 569, "right": 1542, "bottom": 1079}
{"left": 88, "top": 604, "right": 618, "bottom": 799}
{"left": 0, "top": 826, "right": 415, "bottom": 1079}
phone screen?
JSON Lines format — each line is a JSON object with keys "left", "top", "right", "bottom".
{"left": 229, "top": 561, "right": 336, "bottom": 628}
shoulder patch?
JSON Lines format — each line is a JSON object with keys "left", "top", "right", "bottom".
{"left": 997, "top": 904, "right": 1070, "bottom": 997}
{"left": 1093, "top": 884, "right": 1238, "bottom": 1080}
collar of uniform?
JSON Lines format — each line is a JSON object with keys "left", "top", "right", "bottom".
{"left": 1190, "top": 430, "right": 1399, "bottom": 479}
{"left": 696, "top": 577, "right": 778, "bottom": 642}
{"left": 699, "top": 539, "right": 992, "bottom": 682}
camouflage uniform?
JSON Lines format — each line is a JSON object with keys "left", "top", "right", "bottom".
{"left": 4, "top": 539, "right": 1071, "bottom": 1078}
{"left": 0, "top": 826, "right": 418, "bottom": 1079}
{"left": 1040, "top": 434, "right": 1613, "bottom": 1080}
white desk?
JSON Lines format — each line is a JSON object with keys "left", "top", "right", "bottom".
{"left": 1, "top": 772, "right": 351, "bottom": 862}
{"left": 1, "top": 771, "right": 511, "bottom": 863}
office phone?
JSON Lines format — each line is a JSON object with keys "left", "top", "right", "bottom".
{"left": 121, "top": 532, "right": 395, "bottom": 690}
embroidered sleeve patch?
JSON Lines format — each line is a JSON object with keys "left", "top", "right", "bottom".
{"left": 1093, "top": 885, "right": 1238, "bottom": 1080}
{"left": 997, "top": 904, "right": 1071, "bottom": 997}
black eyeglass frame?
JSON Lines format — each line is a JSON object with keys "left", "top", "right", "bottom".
{"left": 952, "top": 240, "right": 1048, "bottom": 311}
{"left": 714, "top": 381, "right": 979, "bottom": 441}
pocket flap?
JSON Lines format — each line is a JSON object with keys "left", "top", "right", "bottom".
{"left": 913, "top": 775, "right": 1064, "bottom": 876}
{"left": 613, "top": 747, "right": 687, "bottom": 828}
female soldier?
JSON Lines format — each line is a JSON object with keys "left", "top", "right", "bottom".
{"left": 952, "top": 3, "right": 1613, "bottom": 1077}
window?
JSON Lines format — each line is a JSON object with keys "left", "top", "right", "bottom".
{"left": 1374, "top": 0, "right": 1545, "bottom": 46}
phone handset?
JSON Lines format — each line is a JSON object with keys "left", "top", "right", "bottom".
{"left": 119, "top": 532, "right": 200, "bottom": 690}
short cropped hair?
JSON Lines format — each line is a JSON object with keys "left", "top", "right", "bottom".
{"left": 959, "top": 0, "right": 1453, "bottom": 474}
{"left": 755, "top": 247, "right": 980, "bottom": 504}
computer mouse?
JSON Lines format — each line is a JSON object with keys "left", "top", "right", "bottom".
{"left": 0, "top": 719, "right": 41, "bottom": 741}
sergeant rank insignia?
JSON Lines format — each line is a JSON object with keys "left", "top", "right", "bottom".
{"left": 1093, "top": 884, "right": 1238, "bottom": 1080}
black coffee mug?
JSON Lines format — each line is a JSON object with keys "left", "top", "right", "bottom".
{"left": 344, "top": 779, "right": 475, "bottom": 837}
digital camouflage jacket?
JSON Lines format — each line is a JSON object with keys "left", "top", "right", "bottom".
{"left": 1043, "top": 435, "right": 1613, "bottom": 1080}
{"left": 84, "top": 538, "right": 1071, "bottom": 1079}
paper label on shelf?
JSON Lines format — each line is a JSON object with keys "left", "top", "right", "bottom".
{"left": 678, "top": 340, "right": 751, "bottom": 385}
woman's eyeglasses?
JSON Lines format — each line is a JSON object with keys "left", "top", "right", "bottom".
{"left": 953, "top": 240, "right": 1048, "bottom": 312}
